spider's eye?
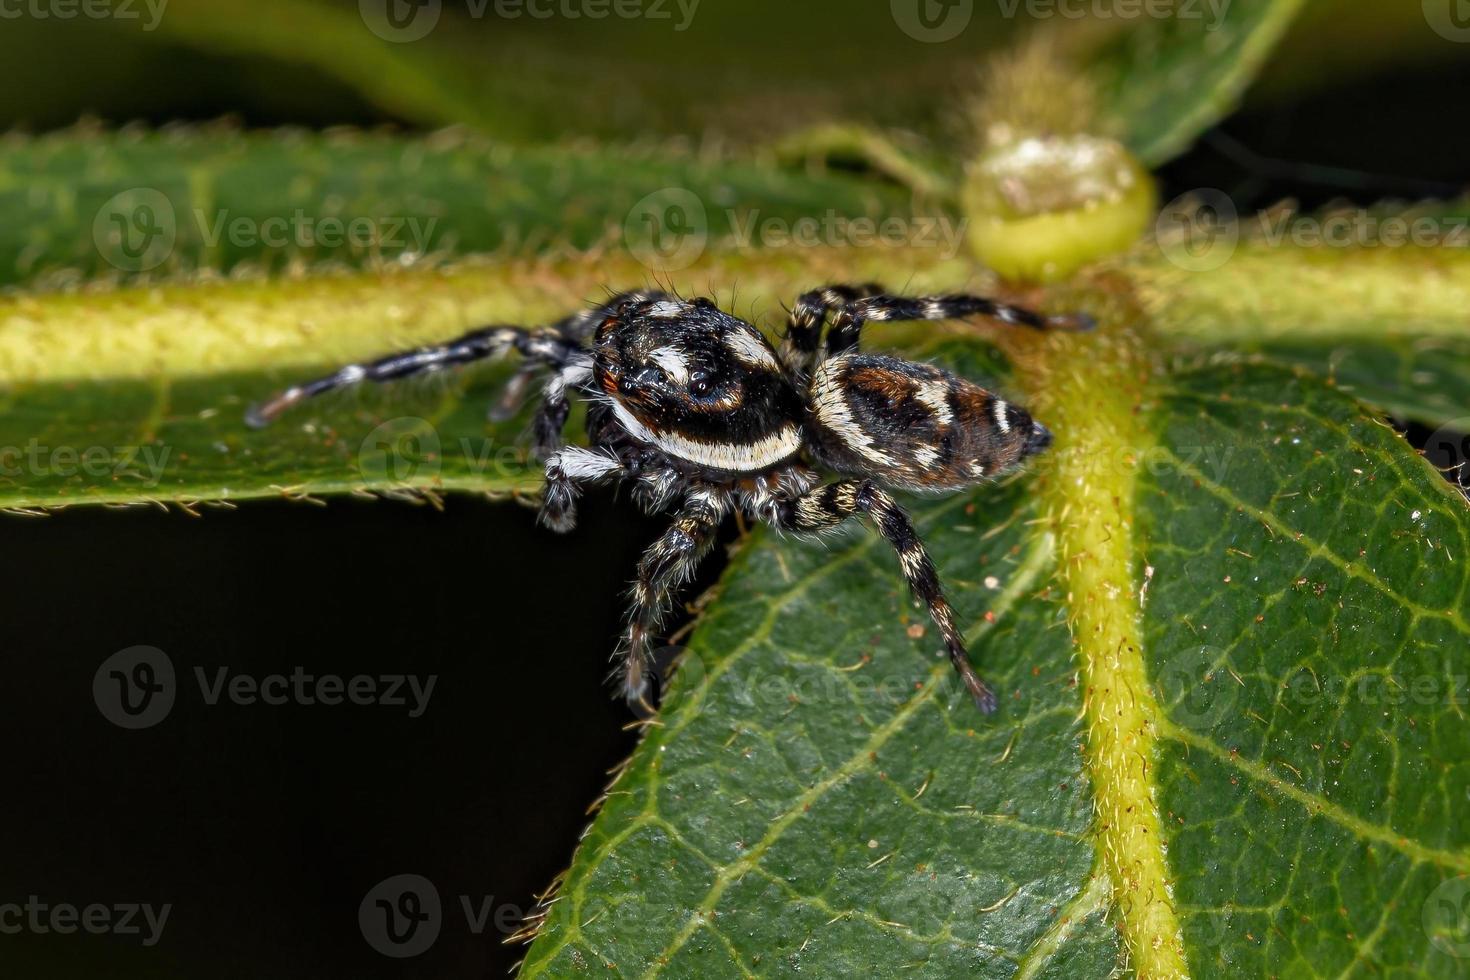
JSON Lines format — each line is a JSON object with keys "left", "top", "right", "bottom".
{"left": 627, "top": 364, "right": 664, "bottom": 391}
{"left": 690, "top": 372, "right": 713, "bottom": 397}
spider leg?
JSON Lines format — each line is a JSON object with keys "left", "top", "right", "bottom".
{"left": 770, "top": 479, "right": 996, "bottom": 713}
{"left": 825, "top": 293, "right": 1094, "bottom": 358}
{"left": 540, "top": 445, "right": 627, "bottom": 532}
{"left": 486, "top": 289, "right": 666, "bottom": 429}
{"left": 618, "top": 489, "right": 726, "bottom": 711}
{"left": 778, "top": 283, "right": 883, "bottom": 381}
{"left": 530, "top": 354, "right": 593, "bottom": 460}
{"left": 245, "top": 325, "right": 580, "bottom": 428}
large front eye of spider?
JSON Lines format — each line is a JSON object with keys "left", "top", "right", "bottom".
{"left": 689, "top": 370, "right": 714, "bottom": 398}
{"left": 622, "top": 363, "right": 666, "bottom": 394}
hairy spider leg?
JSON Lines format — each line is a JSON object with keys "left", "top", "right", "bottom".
{"left": 619, "top": 489, "right": 727, "bottom": 711}
{"left": 539, "top": 445, "right": 630, "bottom": 532}
{"left": 824, "top": 292, "right": 1096, "bottom": 357}
{"left": 243, "top": 324, "right": 580, "bottom": 428}
{"left": 772, "top": 478, "right": 997, "bottom": 713}
{"left": 778, "top": 283, "right": 883, "bottom": 381}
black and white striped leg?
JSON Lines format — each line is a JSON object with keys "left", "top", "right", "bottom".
{"left": 539, "top": 446, "right": 627, "bottom": 532}
{"left": 772, "top": 479, "right": 997, "bottom": 713}
{"left": 825, "top": 293, "right": 1095, "bottom": 358}
{"left": 245, "top": 325, "right": 580, "bottom": 428}
{"left": 779, "top": 283, "right": 883, "bottom": 380}
{"left": 530, "top": 356, "right": 592, "bottom": 459}
{"left": 619, "top": 490, "right": 725, "bottom": 711}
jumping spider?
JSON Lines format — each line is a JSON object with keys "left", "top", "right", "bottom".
{"left": 248, "top": 285, "right": 1092, "bottom": 713}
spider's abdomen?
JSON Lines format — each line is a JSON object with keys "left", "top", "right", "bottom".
{"left": 806, "top": 353, "right": 1051, "bottom": 492}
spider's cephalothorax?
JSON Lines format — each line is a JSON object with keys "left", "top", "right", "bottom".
{"left": 247, "top": 285, "right": 1092, "bottom": 713}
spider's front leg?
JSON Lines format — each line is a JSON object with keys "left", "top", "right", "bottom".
{"left": 244, "top": 324, "right": 581, "bottom": 428}
{"left": 529, "top": 354, "right": 592, "bottom": 460}
{"left": 778, "top": 283, "right": 883, "bottom": 381}
{"left": 770, "top": 479, "right": 996, "bottom": 712}
{"left": 539, "top": 446, "right": 627, "bottom": 532}
{"left": 824, "top": 292, "right": 1094, "bottom": 357}
{"left": 618, "top": 489, "right": 726, "bottom": 711}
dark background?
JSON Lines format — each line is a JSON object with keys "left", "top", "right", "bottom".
{"left": 1, "top": 6, "right": 1467, "bottom": 978}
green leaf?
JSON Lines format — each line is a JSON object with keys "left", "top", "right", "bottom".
{"left": 1239, "top": 335, "right": 1470, "bottom": 431}
{"left": 0, "top": 367, "right": 539, "bottom": 511}
{"left": 1142, "top": 364, "right": 1470, "bottom": 977}
{"left": 1123, "top": 197, "right": 1470, "bottom": 428}
{"left": 518, "top": 329, "right": 1470, "bottom": 976}
{"left": 1084, "top": 0, "right": 1310, "bottom": 165}
{"left": 1, "top": 128, "right": 913, "bottom": 288}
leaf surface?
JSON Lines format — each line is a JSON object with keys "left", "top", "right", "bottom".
{"left": 1084, "top": 0, "right": 1309, "bottom": 165}
{"left": 517, "top": 331, "right": 1470, "bottom": 977}
{"left": 2, "top": 129, "right": 912, "bottom": 288}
